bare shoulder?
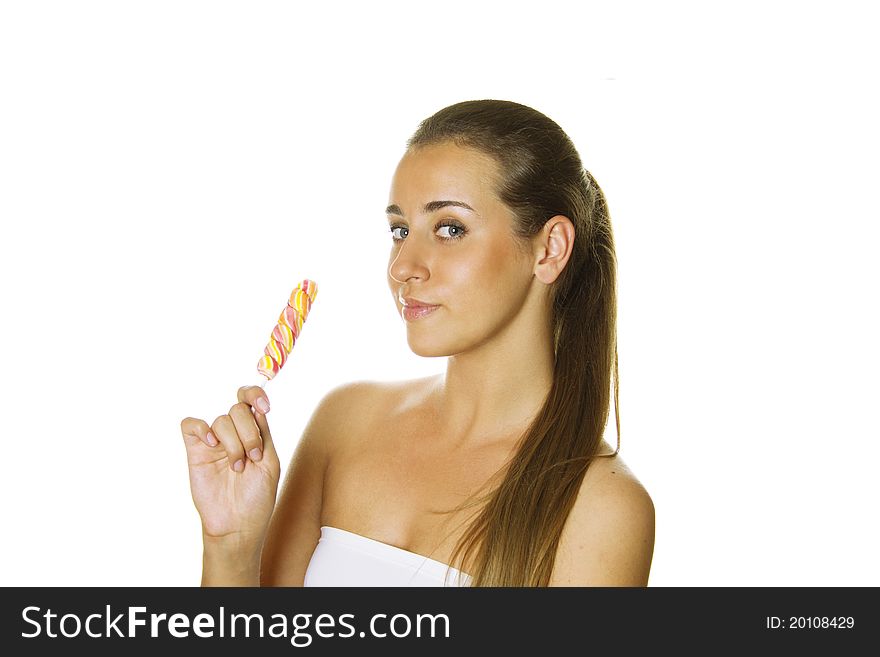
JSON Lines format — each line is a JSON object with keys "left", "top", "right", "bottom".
{"left": 549, "top": 448, "right": 655, "bottom": 586}
{"left": 320, "top": 373, "right": 437, "bottom": 402}
{"left": 310, "top": 374, "right": 439, "bottom": 450}
{"left": 310, "top": 378, "right": 387, "bottom": 424}
{"left": 307, "top": 377, "right": 401, "bottom": 429}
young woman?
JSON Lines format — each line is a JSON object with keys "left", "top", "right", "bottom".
{"left": 181, "top": 99, "right": 655, "bottom": 587}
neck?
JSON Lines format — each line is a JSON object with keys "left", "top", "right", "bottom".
{"left": 431, "top": 300, "right": 555, "bottom": 449}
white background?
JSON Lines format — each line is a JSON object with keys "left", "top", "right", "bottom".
{"left": 1, "top": 1, "right": 877, "bottom": 586}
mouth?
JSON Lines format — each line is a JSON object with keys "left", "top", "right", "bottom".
{"left": 401, "top": 303, "right": 440, "bottom": 321}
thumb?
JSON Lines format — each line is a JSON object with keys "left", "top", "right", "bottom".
{"left": 238, "top": 384, "right": 277, "bottom": 463}
{"left": 251, "top": 407, "right": 277, "bottom": 463}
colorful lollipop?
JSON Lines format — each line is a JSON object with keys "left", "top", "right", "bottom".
{"left": 256, "top": 279, "right": 318, "bottom": 386}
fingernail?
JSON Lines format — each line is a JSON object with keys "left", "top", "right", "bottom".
{"left": 233, "top": 459, "right": 244, "bottom": 472}
{"left": 205, "top": 432, "right": 218, "bottom": 447}
{"left": 256, "top": 398, "right": 270, "bottom": 413}
{"left": 249, "top": 448, "right": 262, "bottom": 461}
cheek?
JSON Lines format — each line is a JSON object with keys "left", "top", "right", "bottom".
{"left": 446, "top": 240, "right": 529, "bottom": 309}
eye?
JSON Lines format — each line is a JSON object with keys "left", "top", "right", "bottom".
{"left": 390, "top": 225, "right": 408, "bottom": 241}
{"left": 436, "top": 222, "right": 467, "bottom": 240}
{"left": 389, "top": 222, "right": 467, "bottom": 242}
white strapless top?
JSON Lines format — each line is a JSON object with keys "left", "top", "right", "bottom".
{"left": 304, "top": 526, "right": 473, "bottom": 587}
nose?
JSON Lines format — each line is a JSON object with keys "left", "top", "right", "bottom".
{"left": 388, "top": 234, "right": 430, "bottom": 284}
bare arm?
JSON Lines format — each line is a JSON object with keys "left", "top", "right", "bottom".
{"left": 259, "top": 383, "right": 360, "bottom": 586}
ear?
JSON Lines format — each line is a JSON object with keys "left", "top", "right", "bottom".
{"left": 533, "top": 215, "right": 575, "bottom": 285}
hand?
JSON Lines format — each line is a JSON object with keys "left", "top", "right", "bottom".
{"left": 180, "top": 386, "right": 281, "bottom": 547}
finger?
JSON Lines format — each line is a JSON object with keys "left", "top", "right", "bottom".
{"left": 180, "top": 417, "right": 218, "bottom": 448}
{"left": 229, "top": 402, "right": 264, "bottom": 463}
{"left": 211, "top": 414, "right": 246, "bottom": 473}
{"left": 238, "top": 385, "right": 270, "bottom": 414}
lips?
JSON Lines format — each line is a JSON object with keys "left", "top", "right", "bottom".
{"left": 402, "top": 304, "right": 439, "bottom": 321}
{"left": 397, "top": 292, "right": 440, "bottom": 321}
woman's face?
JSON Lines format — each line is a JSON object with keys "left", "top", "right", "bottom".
{"left": 386, "top": 141, "right": 536, "bottom": 357}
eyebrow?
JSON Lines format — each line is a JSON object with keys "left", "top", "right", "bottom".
{"left": 385, "top": 200, "right": 477, "bottom": 216}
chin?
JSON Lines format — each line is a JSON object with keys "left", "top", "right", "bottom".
{"left": 405, "top": 336, "right": 451, "bottom": 358}
{"left": 405, "top": 327, "right": 470, "bottom": 358}
{"left": 406, "top": 329, "right": 486, "bottom": 358}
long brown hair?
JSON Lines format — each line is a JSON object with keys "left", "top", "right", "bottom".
{"left": 406, "top": 99, "right": 620, "bottom": 586}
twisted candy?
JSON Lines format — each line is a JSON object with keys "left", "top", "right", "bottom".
{"left": 257, "top": 279, "right": 318, "bottom": 381}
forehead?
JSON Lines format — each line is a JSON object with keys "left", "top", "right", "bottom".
{"left": 389, "top": 142, "right": 501, "bottom": 205}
